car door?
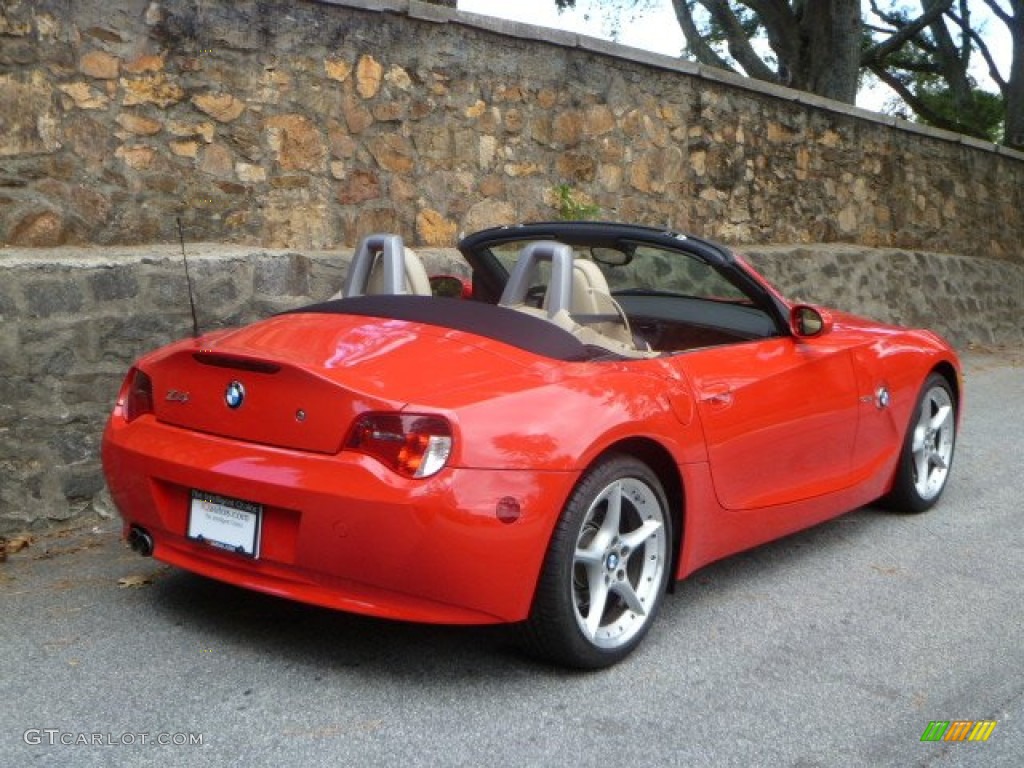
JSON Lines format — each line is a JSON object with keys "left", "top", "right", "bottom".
{"left": 676, "top": 335, "right": 860, "bottom": 510}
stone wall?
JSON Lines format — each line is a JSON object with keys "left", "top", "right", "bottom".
{"left": 0, "top": 244, "right": 465, "bottom": 533}
{"left": 1, "top": 243, "right": 1020, "bottom": 534}
{"left": 2, "top": 0, "right": 1023, "bottom": 533}
{"left": 2, "top": 0, "right": 1023, "bottom": 260}
{"left": 744, "top": 246, "right": 1024, "bottom": 345}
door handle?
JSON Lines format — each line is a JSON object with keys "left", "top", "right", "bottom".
{"left": 701, "top": 388, "right": 733, "bottom": 409}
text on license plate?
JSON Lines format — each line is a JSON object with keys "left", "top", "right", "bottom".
{"left": 187, "top": 490, "right": 261, "bottom": 558}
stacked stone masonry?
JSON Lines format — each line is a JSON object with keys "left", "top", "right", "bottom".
{"left": 1, "top": 244, "right": 1020, "bottom": 533}
{"left": 1, "top": 0, "right": 1023, "bottom": 257}
{"left": 1, "top": 0, "right": 1023, "bottom": 532}
{"left": 0, "top": 245, "right": 466, "bottom": 532}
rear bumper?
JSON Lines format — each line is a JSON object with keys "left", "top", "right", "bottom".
{"left": 102, "top": 415, "right": 577, "bottom": 624}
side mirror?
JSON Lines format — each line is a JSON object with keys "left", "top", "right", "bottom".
{"left": 429, "top": 274, "right": 473, "bottom": 299}
{"left": 790, "top": 305, "right": 833, "bottom": 338}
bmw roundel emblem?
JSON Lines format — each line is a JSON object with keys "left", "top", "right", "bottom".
{"left": 225, "top": 380, "right": 246, "bottom": 409}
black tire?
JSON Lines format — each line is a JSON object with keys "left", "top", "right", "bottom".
{"left": 883, "top": 373, "right": 957, "bottom": 513}
{"left": 521, "top": 454, "right": 673, "bottom": 669}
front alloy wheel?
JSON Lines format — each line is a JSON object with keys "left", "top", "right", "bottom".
{"left": 885, "top": 373, "right": 957, "bottom": 513}
{"left": 523, "top": 455, "right": 672, "bottom": 668}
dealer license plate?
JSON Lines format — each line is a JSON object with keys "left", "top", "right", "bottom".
{"left": 187, "top": 490, "right": 261, "bottom": 558}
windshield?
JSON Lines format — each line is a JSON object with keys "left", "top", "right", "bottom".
{"left": 488, "top": 240, "right": 750, "bottom": 304}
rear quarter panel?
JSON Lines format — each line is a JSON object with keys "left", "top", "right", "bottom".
{"left": 407, "top": 359, "right": 708, "bottom": 471}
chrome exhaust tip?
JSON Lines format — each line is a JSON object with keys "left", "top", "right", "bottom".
{"left": 126, "top": 525, "right": 154, "bottom": 557}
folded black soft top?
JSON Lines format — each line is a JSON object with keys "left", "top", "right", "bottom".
{"left": 287, "top": 295, "right": 605, "bottom": 362}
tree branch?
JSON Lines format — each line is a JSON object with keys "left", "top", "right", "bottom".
{"left": 947, "top": 9, "right": 1008, "bottom": 92}
{"left": 980, "top": 0, "right": 1012, "bottom": 24}
{"left": 923, "top": 0, "right": 969, "bottom": 92}
{"left": 957, "top": 0, "right": 970, "bottom": 64}
{"left": 669, "top": 0, "right": 735, "bottom": 71}
{"left": 743, "top": 0, "right": 799, "bottom": 78}
{"left": 868, "top": 62, "right": 972, "bottom": 133}
{"left": 698, "top": 0, "right": 778, "bottom": 82}
{"left": 887, "top": 60, "right": 943, "bottom": 75}
{"left": 741, "top": 0, "right": 795, "bottom": 48}
{"left": 862, "top": 0, "right": 953, "bottom": 66}
{"left": 869, "top": 0, "right": 906, "bottom": 27}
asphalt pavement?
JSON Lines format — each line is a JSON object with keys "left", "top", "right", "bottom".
{"left": 1, "top": 351, "right": 1021, "bottom": 768}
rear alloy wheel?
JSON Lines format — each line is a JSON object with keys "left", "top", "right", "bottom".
{"left": 885, "top": 373, "right": 957, "bottom": 513}
{"left": 523, "top": 455, "right": 671, "bottom": 668}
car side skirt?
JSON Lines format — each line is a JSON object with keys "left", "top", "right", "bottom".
{"left": 675, "top": 460, "right": 894, "bottom": 580}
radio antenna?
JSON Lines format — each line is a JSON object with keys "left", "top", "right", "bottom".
{"left": 176, "top": 217, "right": 201, "bottom": 339}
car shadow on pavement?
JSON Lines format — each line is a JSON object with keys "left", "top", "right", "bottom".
{"left": 132, "top": 502, "right": 900, "bottom": 677}
{"left": 657, "top": 502, "right": 902, "bottom": 619}
{"left": 143, "top": 566, "right": 542, "bottom": 677}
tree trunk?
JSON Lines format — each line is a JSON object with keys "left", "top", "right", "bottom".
{"left": 924, "top": 0, "right": 974, "bottom": 118}
{"left": 1005, "top": 3, "right": 1024, "bottom": 150}
{"left": 797, "top": 0, "right": 862, "bottom": 103}
{"left": 675, "top": 0, "right": 863, "bottom": 104}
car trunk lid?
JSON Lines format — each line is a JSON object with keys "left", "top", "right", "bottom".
{"left": 145, "top": 312, "right": 534, "bottom": 453}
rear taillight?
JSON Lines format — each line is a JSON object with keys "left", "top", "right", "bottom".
{"left": 345, "top": 412, "right": 453, "bottom": 478}
{"left": 120, "top": 368, "right": 153, "bottom": 423}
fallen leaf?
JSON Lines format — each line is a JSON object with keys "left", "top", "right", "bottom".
{"left": 31, "top": 539, "right": 104, "bottom": 560}
{"left": 117, "top": 574, "right": 153, "bottom": 588}
{"left": 2, "top": 534, "right": 33, "bottom": 555}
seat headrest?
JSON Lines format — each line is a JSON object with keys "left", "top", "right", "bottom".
{"left": 335, "top": 234, "right": 432, "bottom": 298}
{"left": 367, "top": 247, "right": 431, "bottom": 296}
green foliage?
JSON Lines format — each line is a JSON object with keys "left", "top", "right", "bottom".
{"left": 914, "top": 84, "right": 1004, "bottom": 142}
{"left": 552, "top": 184, "right": 601, "bottom": 221}
{"left": 866, "top": 8, "right": 1005, "bottom": 142}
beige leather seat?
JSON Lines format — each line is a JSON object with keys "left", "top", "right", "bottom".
{"left": 499, "top": 240, "right": 653, "bottom": 358}
{"left": 366, "top": 247, "right": 431, "bottom": 296}
{"left": 562, "top": 260, "right": 636, "bottom": 347}
{"left": 332, "top": 234, "right": 432, "bottom": 299}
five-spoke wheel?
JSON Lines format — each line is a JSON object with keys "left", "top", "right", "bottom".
{"left": 885, "top": 373, "right": 957, "bottom": 512}
{"left": 522, "top": 455, "right": 671, "bottom": 668}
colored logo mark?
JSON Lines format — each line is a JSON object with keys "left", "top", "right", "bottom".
{"left": 224, "top": 380, "right": 246, "bottom": 409}
{"left": 920, "top": 720, "right": 997, "bottom": 742}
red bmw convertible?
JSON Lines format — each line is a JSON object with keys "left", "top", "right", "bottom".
{"left": 102, "top": 222, "right": 961, "bottom": 667}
